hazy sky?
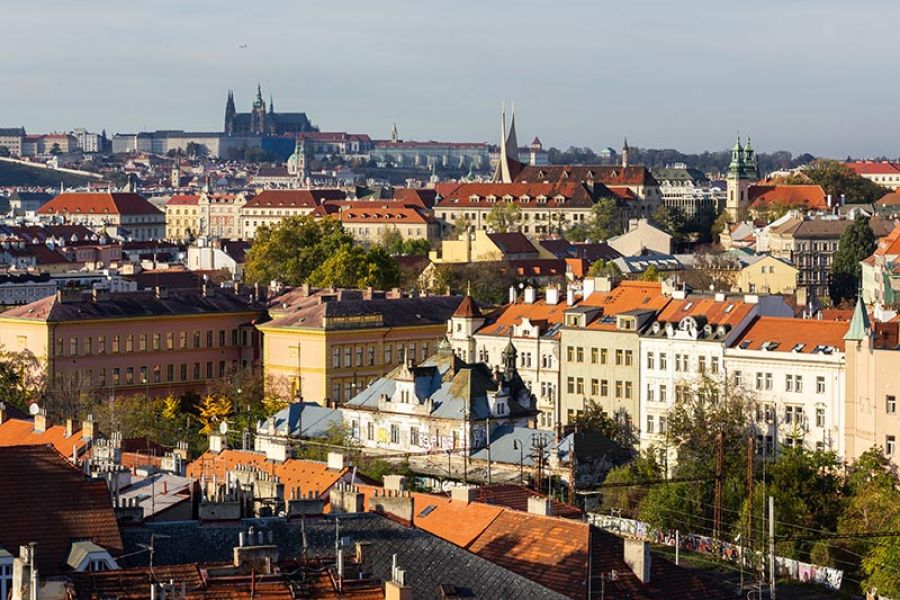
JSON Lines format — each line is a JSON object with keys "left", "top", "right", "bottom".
{"left": 4, "top": 0, "right": 898, "bottom": 157}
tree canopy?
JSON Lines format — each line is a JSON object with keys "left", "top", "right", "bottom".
{"left": 829, "top": 215, "right": 876, "bottom": 304}
{"left": 801, "top": 159, "right": 888, "bottom": 205}
{"left": 485, "top": 202, "right": 523, "bottom": 233}
{"left": 244, "top": 216, "right": 399, "bottom": 289}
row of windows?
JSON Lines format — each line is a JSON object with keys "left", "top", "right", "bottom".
{"left": 566, "top": 376, "right": 633, "bottom": 399}
{"left": 330, "top": 342, "right": 430, "bottom": 369}
{"left": 731, "top": 371, "right": 826, "bottom": 394}
{"left": 59, "top": 359, "right": 247, "bottom": 387}
{"left": 58, "top": 329, "right": 246, "bottom": 358}
{"left": 566, "top": 346, "right": 633, "bottom": 366}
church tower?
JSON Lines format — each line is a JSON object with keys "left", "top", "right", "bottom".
{"left": 224, "top": 91, "right": 236, "bottom": 134}
{"left": 250, "top": 84, "right": 268, "bottom": 134}
{"left": 492, "top": 105, "right": 521, "bottom": 183}
{"left": 621, "top": 137, "right": 630, "bottom": 168}
{"left": 725, "top": 135, "right": 755, "bottom": 222}
{"left": 286, "top": 137, "right": 310, "bottom": 186}
{"left": 390, "top": 123, "right": 399, "bottom": 143}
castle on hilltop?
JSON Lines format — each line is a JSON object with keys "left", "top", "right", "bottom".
{"left": 224, "top": 85, "right": 317, "bottom": 135}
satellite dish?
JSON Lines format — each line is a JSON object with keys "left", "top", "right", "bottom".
{"left": 28, "top": 403, "right": 40, "bottom": 416}
{"left": 219, "top": 421, "right": 229, "bottom": 435}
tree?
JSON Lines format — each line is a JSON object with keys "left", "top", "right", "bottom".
{"left": 651, "top": 204, "right": 687, "bottom": 241}
{"left": 244, "top": 216, "right": 354, "bottom": 286}
{"left": 399, "top": 238, "right": 433, "bottom": 256}
{"left": 0, "top": 145, "right": 10, "bottom": 157}
{"left": 587, "top": 259, "right": 622, "bottom": 278}
{"left": 196, "top": 394, "right": 232, "bottom": 435}
{"left": 584, "top": 197, "right": 623, "bottom": 241}
{"left": 829, "top": 215, "right": 876, "bottom": 304}
{"left": 572, "top": 399, "right": 636, "bottom": 448}
{"left": 485, "top": 202, "right": 522, "bottom": 233}
{"left": 307, "top": 244, "right": 401, "bottom": 289}
{"left": 0, "top": 349, "right": 42, "bottom": 410}
{"left": 803, "top": 159, "right": 886, "bottom": 204}
{"left": 379, "top": 228, "right": 405, "bottom": 255}
{"left": 641, "top": 265, "right": 660, "bottom": 281}
{"left": 599, "top": 450, "right": 662, "bottom": 518}
{"left": 49, "top": 143, "right": 62, "bottom": 155}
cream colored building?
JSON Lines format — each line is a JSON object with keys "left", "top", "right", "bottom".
{"left": 239, "top": 189, "right": 345, "bottom": 239}
{"left": 735, "top": 254, "right": 798, "bottom": 295}
{"left": 337, "top": 206, "right": 441, "bottom": 245}
{"left": 559, "top": 280, "right": 669, "bottom": 430}
{"left": 607, "top": 219, "right": 672, "bottom": 256}
{"left": 429, "top": 230, "right": 541, "bottom": 264}
{"left": 844, "top": 301, "right": 900, "bottom": 467}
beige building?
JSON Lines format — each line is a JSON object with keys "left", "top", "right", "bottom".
{"left": 607, "top": 218, "right": 672, "bottom": 256}
{"left": 257, "top": 287, "right": 462, "bottom": 405}
{"left": 429, "top": 230, "right": 541, "bottom": 264}
{"left": 37, "top": 192, "right": 165, "bottom": 241}
{"left": 844, "top": 301, "right": 900, "bottom": 467}
{"left": 337, "top": 206, "right": 441, "bottom": 245}
{"left": 735, "top": 254, "right": 798, "bottom": 295}
{"left": 240, "top": 189, "right": 346, "bottom": 239}
{"left": 559, "top": 280, "right": 669, "bottom": 428}
{"left": 165, "top": 194, "right": 202, "bottom": 241}
{"left": 166, "top": 192, "right": 250, "bottom": 242}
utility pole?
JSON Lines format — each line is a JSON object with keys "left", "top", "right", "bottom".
{"left": 568, "top": 427, "right": 576, "bottom": 505}
{"left": 743, "top": 436, "right": 754, "bottom": 592}
{"left": 713, "top": 431, "right": 725, "bottom": 542}
{"left": 486, "top": 416, "right": 492, "bottom": 485}
{"left": 769, "top": 495, "right": 776, "bottom": 600}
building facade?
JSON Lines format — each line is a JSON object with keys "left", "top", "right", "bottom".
{"left": 257, "top": 288, "right": 463, "bottom": 405}
{"left": 0, "top": 287, "right": 264, "bottom": 399}
{"left": 38, "top": 192, "right": 165, "bottom": 241}
{"left": 239, "top": 189, "right": 345, "bottom": 239}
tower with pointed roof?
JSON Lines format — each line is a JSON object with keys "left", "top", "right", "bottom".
{"left": 621, "top": 137, "right": 629, "bottom": 168}
{"left": 224, "top": 91, "right": 236, "bottom": 134}
{"left": 390, "top": 122, "right": 399, "bottom": 144}
{"left": 447, "top": 293, "right": 485, "bottom": 362}
{"left": 725, "top": 135, "right": 756, "bottom": 222}
{"left": 492, "top": 105, "right": 522, "bottom": 183}
{"left": 250, "top": 84, "right": 268, "bottom": 134}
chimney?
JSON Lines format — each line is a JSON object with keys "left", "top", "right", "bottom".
{"left": 65, "top": 418, "right": 75, "bottom": 438}
{"left": 327, "top": 452, "right": 346, "bottom": 471}
{"left": 383, "top": 474, "right": 407, "bottom": 493}
{"left": 624, "top": 537, "right": 651, "bottom": 583}
{"left": 545, "top": 286, "right": 560, "bottom": 305}
{"left": 508, "top": 286, "right": 517, "bottom": 305}
{"left": 0, "top": 402, "right": 6, "bottom": 425}
{"left": 355, "top": 541, "right": 371, "bottom": 568}
{"left": 583, "top": 277, "right": 596, "bottom": 298}
{"left": 33, "top": 409, "right": 47, "bottom": 434}
{"left": 527, "top": 496, "right": 550, "bottom": 516}
{"left": 714, "top": 292, "right": 725, "bottom": 302}
{"left": 155, "top": 286, "right": 168, "bottom": 299}
{"left": 450, "top": 485, "right": 476, "bottom": 504}
{"left": 82, "top": 414, "right": 95, "bottom": 440}
{"left": 209, "top": 433, "right": 226, "bottom": 453}
{"left": 523, "top": 286, "right": 536, "bottom": 304}
{"left": 566, "top": 286, "right": 575, "bottom": 306}
{"left": 385, "top": 555, "right": 413, "bottom": 600}
{"left": 826, "top": 194, "right": 832, "bottom": 208}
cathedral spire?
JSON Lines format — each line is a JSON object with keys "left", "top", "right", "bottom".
{"left": 505, "top": 104, "right": 519, "bottom": 160}
{"left": 269, "top": 93, "right": 274, "bottom": 114}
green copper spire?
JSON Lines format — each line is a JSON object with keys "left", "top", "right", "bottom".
{"left": 844, "top": 296, "right": 871, "bottom": 341}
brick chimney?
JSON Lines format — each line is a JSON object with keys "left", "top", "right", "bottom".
{"left": 385, "top": 555, "right": 412, "bottom": 600}
{"left": 450, "top": 485, "right": 476, "bottom": 504}
{"left": 65, "top": 418, "right": 76, "bottom": 438}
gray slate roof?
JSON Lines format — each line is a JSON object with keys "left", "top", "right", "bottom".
{"left": 261, "top": 402, "right": 344, "bottom": 438}
{"left": 120, "top": 514, "right": 568, "bottom": 600}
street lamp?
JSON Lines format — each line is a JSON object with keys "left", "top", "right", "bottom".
{"left": 512, "top": 439, "right": 525, "bottom": 485}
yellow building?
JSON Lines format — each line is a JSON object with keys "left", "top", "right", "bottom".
{"left": 429, "top": 230, "right": 541, "bottom": 264}
{"left": 257, "top": 287, "right": 463, "bottom": 405}
{"left": 735, "top": 254, "right": 798, "bottom": 295}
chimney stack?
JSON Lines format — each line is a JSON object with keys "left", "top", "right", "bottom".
{"left": 65, "top": 418, "right": 75, "bottom": 438}
{"left": 33, "top": 409, "right": 47, "bottom": 434}
{"left": 624, "top": 537, "right": 651, "bottom": 583}
{"left": 0, "top": 402, "right": 6, "bottom": 425}
{"left": 508, "top": 286, "right": 517, "bottom": 305}
{"left": 450, "top": 485, "right": 477, "bottom": 504}
{"left": 82, "top": 415, "right": 95, "bottom": 441}
{"left": 527, "top": 496, "right": 550, "bottom": 516}
{"left": 523, "top": 286, "right": 536, "bottom": 304}
{"left": 545, "top": 286, "right": 559, "bottom": 305}
{"left": 566, "top": 286, "right": 575, "bottom": 306}
{"left": 385, "top": 555, "right": 413, "bottom": 600}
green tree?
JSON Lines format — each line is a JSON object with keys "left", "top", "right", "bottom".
{"left": 641, "top": 265, "right": 660, "bottom": 281}
{"left": 485, "top": 202, "right": 523, "bottom": 233}
{"left": 400, "top": 238, "right": 433, "bottom": 256}
{"left": 308, "top": 244, "right": 400, "bottom": 289}
{"left": 584, "top": 197, "right": 623, "bottom": 241}
{"left": 0, "top": 145, "right": 10, "bottom": 157}
{"left": 0, "top": 349, "right": 42, "bottom": 410}
{"left": 599, "top": 450, "right": 662, "bottom": 518}
{"left": 244, "top": 216, "right": 354, "bottom": 286}
{"left": 572, "top": 399, "right": 636, "bottom": 448}
{"left": 379, "top": 228, "right": 405, "bottom": 255}
{"left": 804, "top": 159, "right": 887, "bottom": 204}
{"left": 829, "top": 214, "right": 876, "bottom": 304}
{"left": 587, "top": 259, "right": 622, "bottom": 278}
{"left": 651, "top": 204, "right": 687, "bottom": 241}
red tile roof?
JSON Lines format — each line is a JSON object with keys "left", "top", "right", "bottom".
{"left": 749, "top": 184, "right": 828, "bottom": 211}
{"left": 435, "top": 182, "right": 597, "bottom": 209}
{"left": 583, "top": 281, "right": 670, "bottom": 330}
{"left": 186, "top": 450, "right": 349, "bottom": 499}
{"left": 731, "top": 316, "right": 848, "bottom": 353}
{"left": 38, "top": 192, "right": 163, "bottom": 216}
{"left": 876, "top": 191, "right": 900, "bottom": 206}
{"left": 0, "top": 417, "right": 91, "bottom": 458}
{"left": 392, "top": 188, "right": 438, "bottom": 209}
{"left": 452, "top": 295, "right": 482, "bottom": 318}
{"left": 244, "top": 189, "right": 346, "bottom": 209}
{"left": 473, "top": 484, "right": 582, "bottom": 519}
{"left": 338, "top": 207, "right": 437, "bottom": 225}
{"left": 167, "top": 194, "right": 201, "bottom": 206}
{"left": 874, "top": 223, "right": 900, "bottom": 258}
{"left": 515, "top": 165, "right": 658, "bottom": 187}
{"left": 655, "top": 295, "right": 755, "bottom": 327}
{"left": 846, "top": 161, "right": 900, "bottom": 176}
{"left": 0, "top": 445, "right": 122, "bottom": 575}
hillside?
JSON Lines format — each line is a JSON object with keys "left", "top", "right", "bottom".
{"left": 0, "top": 161, "right": 98, "bottom": 188}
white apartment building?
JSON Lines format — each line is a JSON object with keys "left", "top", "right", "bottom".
{"left": 638, "top": 292, "right": 793, "bottom": 458}
{"left": 725, "top": 317, "right": 848, "bottom": 457}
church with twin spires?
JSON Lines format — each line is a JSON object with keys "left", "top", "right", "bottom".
{"left": 223, "top": 85, "right": 317, "bottom": 135}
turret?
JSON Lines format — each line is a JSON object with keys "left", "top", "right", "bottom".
{"left": 447, "top": 293, "right": 484, "bottom": 362}
{"left": 224, "top": 90, "right": 236, "bottom": 134}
